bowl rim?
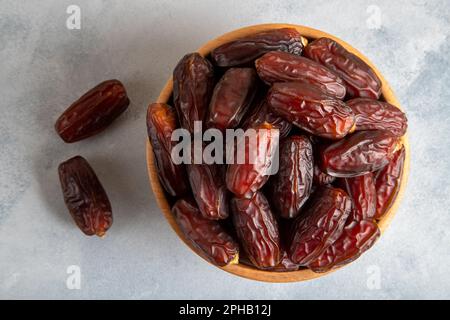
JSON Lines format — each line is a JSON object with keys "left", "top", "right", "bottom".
{"left": 146, "top": 23, "right": 410, "bottom": 283}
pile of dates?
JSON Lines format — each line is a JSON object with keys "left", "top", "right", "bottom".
{"left": 147, "top": 28, "right": 408, "bottom": 273}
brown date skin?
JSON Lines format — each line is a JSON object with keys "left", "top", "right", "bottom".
{"left": 239, "top": 248, "right": 300, "bottom": 272}
{"left": 343, "top": 173, "right": 377, "bottom": 220}
{"left": 232, "top": 192, "right": 281, "bottom": 269}
{"left": 314, "top": 164, "right": 336, "bottom": 186}
{"left": 226, "top": 123, "right": 280, "bottom": 198}
{"left": 375, "top": 146, "right": 406, "bottom": 219}
{"left": 173, "top": 53, "right": 215, "bottom": 132}
{"left": 289, "top": 186, "right": 352, "bottom": 265}
{"left": 147, "top": 103, "right": 188, "bottom": 197}
{"left": 211, "top": 28, "right": 306, "bottom": 67}
{"left": 347, "top": 98, "right": 408, "bottom": 137}
{"left": 269, "top": 250, "right": 301, "bottom": 272}
{"left": 304, "top": 38, "right": 382, "bottom": 99}
{"left": 309, "top": 170, "right": 380, "bottom": 272}
{"left": 322, "top": 130, "right": 400, "bottom": 178}
{"left": 269, "top": 136, "right": 314, "bottom": 219}
{"left": 173, "top": 198, "right": 239, "bottom": 267}
{"left": 55, "top": 80, "right": 130, "bottom": 143}
{"left": 308, "top": 219, "right": 380, "bottom": 272}
{"left": 267, "top": 82, "right": 355, "bottom": 140}
{"left": 207, "top": 68, "right": 258, "bottom": 131}
{"left": 267, "top": 220, "right": 301, "bottom": 272}
{"left": 58, "top": 156, "right": 113, "bottom": 237}
{"left": 312, "top": 141, "right": 336, "bottom": 185}
{"left": 187, "top": 164, "right": 229, "bottom": 220}
{"left": 256, "top": 51, "right": 346, "bottom": 99}
{"left": 242, "top": 98, "right": 292, "bottom": 139}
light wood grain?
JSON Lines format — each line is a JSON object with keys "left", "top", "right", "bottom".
{"left": 146, "top": 24, "right": 410, "bottom": 283}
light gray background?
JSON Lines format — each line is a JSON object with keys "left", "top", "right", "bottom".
{"left": 1, "top": 0, "right": 449, "bottom": 299}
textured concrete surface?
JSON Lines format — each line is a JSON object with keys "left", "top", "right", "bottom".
{"left": 1, "top": 0, "right": 449, "bottom": 299}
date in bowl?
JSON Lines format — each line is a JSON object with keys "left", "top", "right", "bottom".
{"left": 146, "top": 23, "right": 410, "bottom": 282}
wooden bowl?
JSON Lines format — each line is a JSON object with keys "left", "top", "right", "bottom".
{"left": 146, "top": 23, "right": 410, "bottom": 282}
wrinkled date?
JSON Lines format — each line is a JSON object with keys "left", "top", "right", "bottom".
{"left": 312, "top": 142, "right": 336, "bottom": 185}
{"left": 308, "top": 219, "right": 380, "bottom": 272}
{"left": 264, "top": 217, "right": 300, "bottom": 271}
{"left": 267, "top": 82, "right": 355, "bottom": 139}
{"left": 314, "top": 164, "right": 336, "bottom": 186}
{"left": 289, "top": 186, "right": 352, "bottom": 265}
{"left": 242, "top": 98, "right": 292, "bottom": 138}
{"left": 347, "top": 98, "right": 408, "bottom": 137}
{"left": 270, "top": 136, "right": 314, "bottom": 219}
{"left": 207, "top": 68, "right": 258, "bottom": 130}
{"left": 58, "top": 156, "right": 113, "bottom": 237}
{"left": 232, "top": 192, "right": 281, "bottom": 269}
{"left": 173, "top": 198, "right": 239, "bottom": 266}
{"left": 304, "top": 38, "right": 382, "bottom": 99}
{"left": 343, "top": 173, "right": 377, "bottom": 220}
{"left": 256, "top": 51, "right": 346, "bottom": 99}
{"left": 55, "top": 80, "right": 130, "bottom": 143}
{"left": 322, "top": 130, "right": 400, "bottom": 177}
{"left": 226, "top": 123, "right": 280, "bottom": 198}
{"left": 269, "top": 249, "right": 301, "bottom": 272}
{"left": 211, "top": 28, "right": 307, "bottom": 67}
{"left": 173, "top": 53, "right": 215, "bottom": 132}
{"left": 375, "top": 146, "right": 406, "bottom": 219}
{"left": 147, "top": 103, "right": 188, "bottom": 197}
{"left": 187, "top": 164, "right": 229, "bottom": 220}
{"left": 308, "top": 158, "right": 381, "bottom": 272}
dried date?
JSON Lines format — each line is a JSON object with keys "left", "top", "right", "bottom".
{"left": 187, "top": 164, "right": 229, "bottom": 220}
{"left": 314, "top": 164, "right": 336, "bottom": 186}
{"left": 321, "top": 130, "right": 400, "bottom": 178}
{"left": 269, "top": 250, "right": 301, "bottom": 272}
{"left": 58, "top": 156, "right": 113, "bottom": 237}
{"left": 226, "top": 123, "right": 280, "bottom": 198}
{"left": 309, "top": 170, "right": 380, "bottom": 272}
{"left": 173, "top": 53, "right": 215, "bottom": 132}
{"left": 211, "top": 28, "right": 307, "bottom": 67}
{"left": 312, "top": 141, "right": 336, "bottom": 185}
{"left": 231, "top": 192, "right": 281, "bottom": 269}
{"left": 308, "top": 219, "right": 380, "bottom": 272}
{"left": 242, "top": 98, "right": 292, "bottom": 138}
{"left": 289, "top": 186, "right": 352, "bottom": 265}
{"left": 343, "top": 173, "right": 377, "bottom": 220}
{"left": 147, "top": 103, "right": 188, "bottom": 197}
{"left": 347, "top": 98, "right": 408, "bottom": 137}
{"left": 207, "top": 68, "right": 257, "bottom": 130}
{"left": 173, "top": 198, "right": 239, "bottom": 266}
{"left": 267, "top": 82, "right": 355, "bottom": 139}
{"left": 375, "top": 146, "right": 406, "bottom": 219}
{"left": 55, "top": 80, "right": 130, "bottom": 143}
{"left": 255, "top": 51, "right": 346, "bottom": 99}
{"left": 304, "top": 38, "right": 382, "bottom": 99}
{"left": 269, "top": 136, "right": 313, "bottom": 219}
